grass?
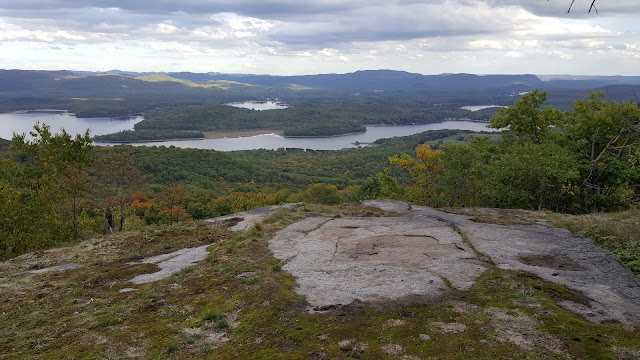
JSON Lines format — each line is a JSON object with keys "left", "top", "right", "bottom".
{"left": 0, "top": 203, "right": 638, "bottom": 359}
{"left": 201, "top": 310, "right": 229, "bottom": 330}
{"left": 547, "top": 207, "right": 640, "bottom": 276}
{"left": 90, "top": 316, "right": 121, "bottom": 329}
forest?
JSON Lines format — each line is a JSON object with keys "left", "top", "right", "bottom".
{"left": 1, "top": 89, "right": 639, "bottom": 272}
{"left": 93, "top": 130, "right": 205, "bottom": 142}
{"left": 133, "top": 103, "right": 497, "bottom": 138}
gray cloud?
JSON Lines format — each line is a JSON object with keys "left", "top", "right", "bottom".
{"left": 0, "top": 1, "right": 636, "bottom": 48}
{"left": 0, "top": 0, "right": 638, "bottom": 74}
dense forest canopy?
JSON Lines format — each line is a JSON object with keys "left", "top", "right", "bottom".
{"left": 134, "top": 103, "right": 489, "bottom": 137}
{"left": 386, "top": 91, "right": 640, "bottom": 213}
{"left": 1, "top": 78, "right": 638, "bottom": 270}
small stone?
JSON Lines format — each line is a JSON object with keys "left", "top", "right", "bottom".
{"left": 623, "top": 324, "right": 635, "bottom": 331}
{"left": 119, "top": 288, "right": 138, "bottom": 293}
{"left": 338, "top": 339, "right": 354, "bottom": 350}
{"left": 419, "top": 334, "right": 431, "bottom": 341}
{"left": 235, "top": 272, "right": 256, "bottom": 279}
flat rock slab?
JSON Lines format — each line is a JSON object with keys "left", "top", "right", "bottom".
{"left": 269, "top": 201, "right": 640, "bottom": 325}
{"left": 127, "top": 244, "right": 213, "bottom": 284}
{"left": 412, "top": 205, "right": 640, "bottom": 325}
{"left": 362, "top": 200, "right": 411, "bottom": 212}
{"left": 29, "top": 263, "right": 82, "bottom": 274}
{"left": 268, "top": 214, "right": 487, "bottom": 309}
{"left": 204, "top": 203, "right": 303, "bottom": 231}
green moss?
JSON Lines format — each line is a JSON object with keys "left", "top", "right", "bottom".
{"left": 2, "top": 204, "right": 640, "bottom": 360}
{"left": 90, "top": 316, "right": 120, "bottom": 329}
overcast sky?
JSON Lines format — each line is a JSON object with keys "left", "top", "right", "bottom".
{"left": 0, "top": 0, "right": 638, "bottom": 75}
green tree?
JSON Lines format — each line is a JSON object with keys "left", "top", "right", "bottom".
{"left": 565, "top": 93, "right": 640, "bottom": 211}
{"left": 489, "top": 90, "right": 565, "bottom": 144}
{"left": 437, "top": 139, "right": 492, "bottom": 207}
{"left": 58, "top": 165, "right": 93, "bottom": 240}
{"left": 1, "top": 125, "right": 93, "bottom": 259}
{"left": 481, "top": 141, "right": 579, "bottom": 211}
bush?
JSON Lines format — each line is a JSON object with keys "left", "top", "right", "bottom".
{"left": 303, "top": 183, "right": 342, "bottom": 205}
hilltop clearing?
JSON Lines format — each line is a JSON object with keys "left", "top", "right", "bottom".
{"left": 1, "top": 202, "right": 638, "bottom": 359}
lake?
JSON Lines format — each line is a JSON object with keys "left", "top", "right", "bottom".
{"left": 460, "top": 105, "right": 506, "bottom": 111}
{"left": 0, "top": 112, "right": 143, "bottom": 140}
{"left": 98, "top": 121, "right": 495, "bottom": 151}
{"left": 0, "top": 112, "right": 496, "bottom": 151}
{"left": 226, "top": 101, "right": 288, "bottom": 111}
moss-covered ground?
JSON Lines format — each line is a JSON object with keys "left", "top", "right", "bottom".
{"left": 1, "top": 204, "right": 638, "bottom": 359}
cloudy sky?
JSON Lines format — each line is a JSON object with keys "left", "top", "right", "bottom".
{"left": 0, "top": 0, "right": 638, "bottom": 75}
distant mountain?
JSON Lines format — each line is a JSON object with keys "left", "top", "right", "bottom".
{"left": 0, "top": 69, "right": 76, "bottom": 92}
{"left": 166, "top": 70, "right": 640, "bottom": 92}
{"left": 2, "top": 69, "right": 640, "bottom": 95}
{"left": 166, "top": 70, "right": 545, "bottom": 91}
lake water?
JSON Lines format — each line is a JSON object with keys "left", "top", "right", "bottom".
{"left": 0, "top": 112, "right": 496, "bottom": 151}
{"left": 461, "top": 105, "right": 506, "bottom": 111}
{"left": 98, "top": 121, "right": 495, "bottom": 151}
{"left": 0, "top": 113, "right": 143, "bottom": 140}
{"left": 226, "top": 101, "right": 288, "bottom": 111}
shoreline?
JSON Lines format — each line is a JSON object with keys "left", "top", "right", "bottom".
{"left": 9, "top": 109, "right": 76, "bottom": 116}
{"left": 3, "top": 110, "right": 144, "bottom": 118}
{"left": 284, "top": 130, "right": 366, "bottom": 138}
{"left": 95, "top": 120, "right": 493, "bottom": 143}
{"left": 203, "top": 130, "right": 284, "bottom": 139}
{"left": 94, "top": 137, "right": 205, "bottom": 144}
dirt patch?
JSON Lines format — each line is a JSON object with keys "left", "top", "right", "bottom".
{"left": 429, "top": 321, "right": 468, "bottom": 334}
{"left": 448, "top": 300, "right": 481, "bottom": 314}
{"left": 383, "top": 319, "right": 408, "bottom": 327}
{"left": 380, "top": 343, "right": 404, "bottom": 355}
{"left": 486, "top": 307, "right": 566, "bottom": 354}
{"left": 338, "top": 339, "right": 369, "bottom": 357}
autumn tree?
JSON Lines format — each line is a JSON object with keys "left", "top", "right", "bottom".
{"left": 389, "top": 144, "right": 442, "bottom": 205}
{"left": 163, "top": 182, "right": 190, "bottom": 224}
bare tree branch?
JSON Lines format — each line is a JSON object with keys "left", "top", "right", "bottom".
{"left": 564, "top": 0, "right": 598, "bottom": 14}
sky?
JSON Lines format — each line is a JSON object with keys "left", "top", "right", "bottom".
{"left": 0, "top": 0, "right": 639, "bottom": 76}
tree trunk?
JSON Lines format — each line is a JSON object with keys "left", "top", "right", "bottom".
{"left": 103, "top": 206, "right": 114, "bottom": 234}
{"left": 119, "top": 197, "right": 125, "bottom": 231}
{"left": 72, "top": 196, "right": 78, "bottom": 240}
